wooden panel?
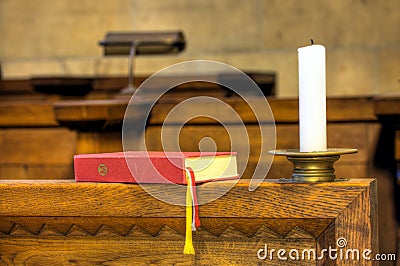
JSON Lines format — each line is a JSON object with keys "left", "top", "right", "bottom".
{"left": 149, "top": 97, "right": 377, "bottom": 124}
{"left": 0, "top": 165, "right": 73, "bottom": 180}
{"left": 268, "top": 97, "right": 376, "bottom": 123}
{"left": 0, "top": 128, "right": 76, "bottom": 179}
{"left": 334, "top": 179, "right": 378, "bottom": 264}
{"left": 0, "top": 128, "right": 76, "bottom": 164}
{"left": 144, "top": 124, "right": 271, "bottom": 180}
{"left": 274, "top": 123, "right": 368, "bottom": 163}
{"left": 0, "top": 166, "right": 25, "bottom": 179}
{"left": 53, "top": 97, "right": 378, "bottom": 128}
{"left": 0, "top": 101, "right": 58, "bottom": 127}
{"left": 150, "top": 97, "right": 376, "bottom": 124}
{"left": 0, "top": 179, "right": 378, "bottom": 265}
{"left": 76, "top": 132, "right": 122, "bottom": 154}
{"left": 54, "top": 99, "right": 127, "bottom": 122}
{"left": 334, "top": 165, "right": 369, "bottom": 179}
{"left": 326, "top": 97, "right": 376, "bottom": 122}
{"left": 142, "top": 123, "right": 369, "bottom": 179}
{"left": 144, "top": 125, "right": 264, "bottom": 159}
{"left": 0, "top": 238, "right": 316, "bottom": 265}
{"left": 327, "top": 123, "right": 368, "bottom": 163}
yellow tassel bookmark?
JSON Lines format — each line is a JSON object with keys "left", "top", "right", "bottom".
{"left": 183, "top": 171, "right": 195, "bottom": 255}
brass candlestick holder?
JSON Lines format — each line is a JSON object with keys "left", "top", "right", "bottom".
{"left": 269, "top": 148, "right": 358, "bottom": 182}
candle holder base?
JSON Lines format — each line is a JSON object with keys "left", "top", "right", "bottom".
{"left": 269, "top": 148, "right": 358, "bottom": 182}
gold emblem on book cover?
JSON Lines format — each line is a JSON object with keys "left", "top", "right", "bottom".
{"left": 98, "top": 163, "right": 108, "bottom": 176}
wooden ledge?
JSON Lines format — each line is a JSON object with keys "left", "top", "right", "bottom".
{"left": 0, "top": 179, "right": 375, "bottom": 218}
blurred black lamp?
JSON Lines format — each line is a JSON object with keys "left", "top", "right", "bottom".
{"left": 99, "top": 31, "right": 186, "bottom": 93}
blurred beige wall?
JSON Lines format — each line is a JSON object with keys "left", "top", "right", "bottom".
{"left": 0, "top": 0, "right": 399, "bottom": 97}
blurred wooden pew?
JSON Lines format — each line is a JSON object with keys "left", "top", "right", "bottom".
{"left": 0, "top": 76, "right": 398, "bottom": 255}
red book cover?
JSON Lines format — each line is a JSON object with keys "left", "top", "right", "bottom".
{"left": 74, "top": 151, "right": 238, "bottom": 184}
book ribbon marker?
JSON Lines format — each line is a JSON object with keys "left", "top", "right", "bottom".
{"left": 184, "top": 167, "right": 201, "bottom": 255}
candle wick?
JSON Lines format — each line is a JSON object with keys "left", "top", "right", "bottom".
{"left": 310, "top": 39, "right": 314, "bottom": 45}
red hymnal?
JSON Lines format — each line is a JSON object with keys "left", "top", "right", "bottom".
{"left": 74, "top": 151, "right": 238, "bottom": 184}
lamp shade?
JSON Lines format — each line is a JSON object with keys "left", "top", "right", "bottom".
{"left": 99, "top": 31, "right": 186, "bottom": 56}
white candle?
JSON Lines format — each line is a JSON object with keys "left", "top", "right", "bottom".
{"left": 298, "top": 44, "right": 327, "bottom": 152}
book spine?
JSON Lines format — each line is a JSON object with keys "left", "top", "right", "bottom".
{"left": 74, "top": 156, "right": 186, "bottom": 184}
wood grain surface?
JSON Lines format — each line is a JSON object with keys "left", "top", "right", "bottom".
{"left": 53, "top": 97, "right": 378, "bottom": 125}
{"left": 0, "top": 179, "right": 378, "bottom": 265}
